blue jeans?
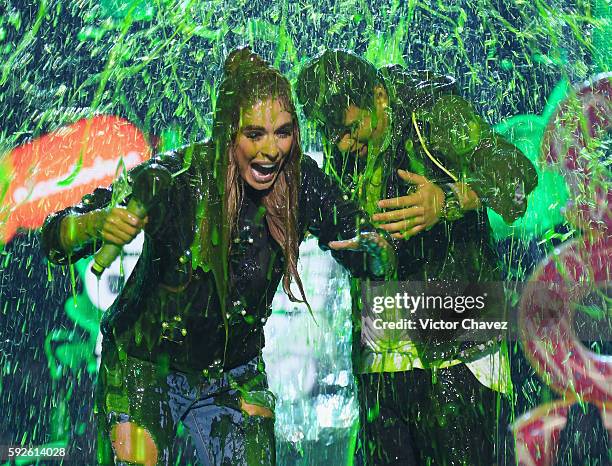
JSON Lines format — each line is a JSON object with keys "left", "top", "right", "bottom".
{"left": 96, "top": 342, "right": 276, "bottom": 465}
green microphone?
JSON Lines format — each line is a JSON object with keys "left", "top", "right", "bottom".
{"left": 91, "top": 163, "right": 172, "bottom": 277}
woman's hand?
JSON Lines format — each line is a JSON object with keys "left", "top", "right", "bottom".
{"left": 328, "top": 232, "right": 396, "bottom": 277}
{"left": 59, "top": 207, "right": 147, "bottom": 253}
{"left": 96, "top": 207, "right": 147, "bottom": 246}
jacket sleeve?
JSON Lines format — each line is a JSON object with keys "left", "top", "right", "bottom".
{"left": 41, "top": 186, "right": 113, "bottom": 265}
{"left": 300, "top": 154, "right": 381, "bottom": 278}
{"left": 41, "top": 154, "right": 181, "bottom": 265}
{"left": 425, "top": 94, "right": 538, "bottom": 223}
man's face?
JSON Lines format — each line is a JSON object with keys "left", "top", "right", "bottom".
{"left": 334, "top": 105, "right": 375, "bottom": 157}
{"left": 332, "top": 87, "right": 388, "bottom": 157}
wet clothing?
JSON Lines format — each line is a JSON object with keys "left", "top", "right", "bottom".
{"left": 42, "top": 141, "right": 378, "bottom": 465}
{"left": 327, "top": 67, "right": 537, "bottom": 465}
{"left": 43, "top": 142, "right": 374, "bottom": 373}
{"left": 334, "top": 65, "right": 538, "bottom": 368}
{"left": 97, "top": 344, "right": 275, "bottom": 466}
{"left": 357, "top": 366, "right": 507, "bottom": 466}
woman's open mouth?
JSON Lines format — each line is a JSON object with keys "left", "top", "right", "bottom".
{"left": 250, "top": 162, "right": 278, "bottom": 184}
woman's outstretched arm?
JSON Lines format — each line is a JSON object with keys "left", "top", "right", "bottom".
{"left": 300, "top": 154, "right": 396, "bottom": 279}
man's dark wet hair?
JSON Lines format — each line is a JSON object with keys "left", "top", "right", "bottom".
{"left": 296, "top": 49, "right": 384, "bottom": 141}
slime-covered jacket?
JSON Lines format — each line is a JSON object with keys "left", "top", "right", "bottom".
{"left": 42, "top": 142, "right": 376, "bottom": 374}
{"left": 379, "top": 65, "right": 538, "bottom": 280}
{"left": 342, "top": 66, "right": 538, "bottom": 371}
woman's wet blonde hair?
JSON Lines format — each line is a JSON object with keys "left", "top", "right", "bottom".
{"left": 213, "top": 47, "right": 307, "bottom": 304}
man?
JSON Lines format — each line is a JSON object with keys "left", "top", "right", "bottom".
{"left": 296, "top": 50, "right": 538, "bottom": 465}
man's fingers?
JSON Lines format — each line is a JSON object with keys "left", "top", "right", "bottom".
{"left": 398, "top": 169, "right": 428, "bottom": 185}
{"left": 378, "top": 217, "right": 425, "bottom": 233}
{"left": 409, "top": 224, "right": 425, "bottom": 236}
{"left": 378, "top": 192, "right": 421, "bottom": 209}
{"left": 372, "top": 206, "right": 423, "bottom": 222}
{"left": 391, "top": 224, "right": 426, "bottom": 240}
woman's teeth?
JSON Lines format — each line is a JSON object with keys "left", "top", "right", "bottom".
{"left": 251, "top": 163, "right": 277, "bottom": 182}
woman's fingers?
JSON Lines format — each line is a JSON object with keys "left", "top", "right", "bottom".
{"left": 329, "top": 233, "right": 388, "bottom": 252}
{"left": 101, "top": 227, "right": 136, "bottom": 244}
{"left": 111, "top": 208, "right": 146, "bottom": 228}
{"left": 360, "top": 232, "right": 396, "bottom": 277}
{"left": 101, "top": 207, "right": 146, "bottom": 245}
{"left": 328, "top": 238, "right": 360, "bottom": 250}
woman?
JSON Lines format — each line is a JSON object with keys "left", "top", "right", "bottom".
{"left": 42, "top": 48, "right": 393, "bottom": 465}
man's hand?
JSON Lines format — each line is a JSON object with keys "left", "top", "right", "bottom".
{"left": 373, "top": 170, "right": 445, "bottom": 239}
{"left": 328, "top": 232, "right": 396, "bottom": 277}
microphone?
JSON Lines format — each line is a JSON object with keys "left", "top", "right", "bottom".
{"left": 91, "top": 163, "right": 172, "bottom": 277}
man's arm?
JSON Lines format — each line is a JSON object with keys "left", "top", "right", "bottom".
{"left": 374, "top": 94, "right": 538, "bottom": 237}
{"left": 427, "top": 94, "right": 538, "bottom": 223}
{"left": 373, "top": 171, "right": 482, "bottom": 239}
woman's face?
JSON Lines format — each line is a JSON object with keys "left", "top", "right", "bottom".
{"left": 234, "top": 98, "right": 294, "bottom": 191}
